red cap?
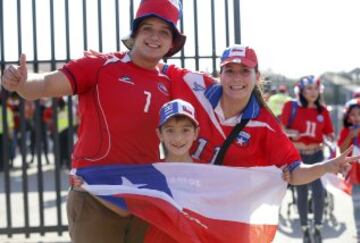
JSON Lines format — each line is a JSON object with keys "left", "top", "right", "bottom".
{"left": 220, "top": 45, "right": 258, "bottom": 68}
{"left": 122, "top": 0, "right": 186, "bottom": 57}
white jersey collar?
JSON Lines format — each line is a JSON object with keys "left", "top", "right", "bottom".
{"left": 214, "top": 102, "right": 242, "bottom": 126}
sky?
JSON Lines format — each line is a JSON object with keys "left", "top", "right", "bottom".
{"left": 241, "top": 0, "right": 360, "bottom": 78}
{"left": 2, "top": 0, "right": 360, "bottom": 79}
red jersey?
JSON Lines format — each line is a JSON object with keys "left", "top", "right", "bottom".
{"left": 338, "top": 127, "right": 360, "bottom": 184}
{"left": 60, "top": 52, "right": 171, "bottom": 168}
{"left": 144, "top": 226, "right": 177, "bottom": 243}
{"left": 281, "top": 101, "right": 334, "bottom": 145}
{"left": 164, "top": 65, "right": 301, "bottom": 168}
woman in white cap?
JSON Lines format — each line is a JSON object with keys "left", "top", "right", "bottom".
{"left": 1, "top": 0, "right": 186, "bottom": 242}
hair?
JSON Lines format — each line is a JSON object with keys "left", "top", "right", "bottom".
{"left": 159, "top": 115, "right": 198, "bottom": 131}
{"left": 343, "top": 104, "right": 360, "bottom": 128}
{"left": 159, "top": 142, "right": 168, "bottom": 159}
{"left": 254, "top": 80, "right": 279, "bottom": 120}
{"left": 132, "top": 17, "right": 177, "bottom": 42}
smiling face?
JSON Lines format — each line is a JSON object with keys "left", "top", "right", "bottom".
{"left": 220, "top": 63, "right": 260, "bottom": 104}
{"left": 131, "top": 17, "right": 174, "bottom": 65}
{"left": 348, "top": 106, "right": 360, "bottom": 126}
{"left": 157, "top": 116, "right": 199, "bottom": 161}
{"left": 301, "top": 83, "right": 320, "bottom": 104}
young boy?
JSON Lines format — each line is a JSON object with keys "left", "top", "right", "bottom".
{"left": 145, "top": 98, "right": 200, "bottom": 242}
{"left": 157, "top": 99, "right": 200, "bottom": 163}
{"left": 71, "top": 99, "right": 199, "bottom": 242}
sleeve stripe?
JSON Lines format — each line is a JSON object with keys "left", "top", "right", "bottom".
{"left": 60, "top": 66, "right": 78, "bottom": 95}
{"left": 287, "top": 160, "right": 302, "bottom": 172}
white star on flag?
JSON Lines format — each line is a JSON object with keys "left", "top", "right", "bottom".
{"left": 82, "top": 176, "right": 147, "bottom": 195}
{"left": 121, "top": 177, "right": 147, "bottom": 188}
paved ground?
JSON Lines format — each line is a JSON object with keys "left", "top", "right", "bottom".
{"left": 0, "top": 159, "right": 358, "bottom": 243}
{"left": 273, "top": 187, "right": 357, "bottom": 243}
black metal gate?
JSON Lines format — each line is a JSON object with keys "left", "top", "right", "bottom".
{"left": 0, "top": 0, "right": 241, "bottom": 238}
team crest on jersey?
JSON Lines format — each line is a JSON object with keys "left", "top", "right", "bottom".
{"left": 158, "top": 83, "right": 169, "bottom": 96}
{"left": 236, "top": 131, "right": 251, "bottom": 146}
{"left": 193, "top": 82, "right": 205, "bottom": 92}
{"left": 316, "top": 114, "right": 324, "bottom": 122}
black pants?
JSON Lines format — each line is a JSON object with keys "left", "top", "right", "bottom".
{"left": 59, "top": 129, "right": 70, "bottom": 168}
{"left": 296, "top": 150, "right": 325, "bottom": 226}
{"left": 0, "top": 134, "right": 3, "bottom": 171}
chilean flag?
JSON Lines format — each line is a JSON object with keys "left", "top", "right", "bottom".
{"left": 321, "top": 173, "right": 352, "bottom": 196}
{"left": 72, "top": 163, "right": 287, "bottom": 243}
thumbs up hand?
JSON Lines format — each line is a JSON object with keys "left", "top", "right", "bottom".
{"left": 1, "top": 54, "right": 28, "bottom": 93}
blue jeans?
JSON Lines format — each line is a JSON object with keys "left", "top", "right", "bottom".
{"left": 296, "top": 150, "right": 325, "bottom": 226}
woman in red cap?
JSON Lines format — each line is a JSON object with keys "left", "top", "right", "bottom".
{"left": 280, "top": 75, "right": 335, "bottom": 243}
{"left": 1, "top": 0, "right": 186, "bottom": 242}
{"left": 147, "top": 45, "right": 356, "bottom": 243}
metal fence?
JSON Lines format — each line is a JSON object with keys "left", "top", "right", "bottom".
{"left": 0, "top": 0, "right": 242, "bottom": 238}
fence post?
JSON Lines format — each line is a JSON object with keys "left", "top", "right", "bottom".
{"left": 233, "top": 0, "right": 241, "bottom": 44}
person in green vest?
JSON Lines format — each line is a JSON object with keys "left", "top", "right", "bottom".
{"left": 57, "top": 97, "right": 71, "bottom": 168}
{"left": 267, "top": 84, "right": 292, "bottom": 118}
{"left": 0, "top": 98, "right": 14, "bottom": 172}
{"left": 44, "top": 97, "right": 72, "bottom": 169}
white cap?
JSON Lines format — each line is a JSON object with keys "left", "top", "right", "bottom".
{"left": 159, "top": 99, "right": 199, "bottom": 127}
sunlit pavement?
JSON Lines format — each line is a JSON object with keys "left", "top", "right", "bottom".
{"left": 274, "top": 187, "right": 357, "bottom": 243}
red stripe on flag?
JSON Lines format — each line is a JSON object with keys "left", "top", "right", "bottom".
{"left": 119, "top": 194, "right": 278, "bottom": 243}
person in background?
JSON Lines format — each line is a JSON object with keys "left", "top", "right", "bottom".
{"left": 267, "top": 84, "right": 292, "bottom": 118}
{"left": 352, "top": 88, "right": 360, "bottom": 99}
{"left": 337, "top": 98, "right": 360, "bottom": 241}
{"left": 1, "top": 0, "right": 186, "bottom": 242}
{"left": 0, "top": 95, "right": 14, "bottom": 172}
{"left": 280, "top": 75, "right": 335, "bottom": 243}
{"left": 44, "top": 98, "right": 72, "bottom": 168}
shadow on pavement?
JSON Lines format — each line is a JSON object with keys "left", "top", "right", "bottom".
{"left": 278, "top": 210, "right": 347, "bottom": 240}
{"left": 0, "top": 165, "right": 69, "bottom": 194}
